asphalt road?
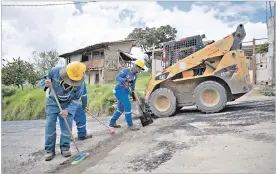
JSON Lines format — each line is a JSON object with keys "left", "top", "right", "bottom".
{"left": 1, "top": 116, "right": 112, "bottom": 174}
{"left": 2, "top": 98, "right": 276, "bottom": 173}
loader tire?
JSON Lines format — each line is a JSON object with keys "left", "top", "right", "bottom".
{"left": 148, "top": 88, "right": 176, "bottom": 118}
{"left": 193, "top": 80, "right": 227, "bottom": 113}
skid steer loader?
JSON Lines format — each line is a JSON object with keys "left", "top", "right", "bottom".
{"left": 144, "top": 24, "right": 253, "bottom": 118}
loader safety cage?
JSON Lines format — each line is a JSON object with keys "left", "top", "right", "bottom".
{"left": 160, "top": 34, "right": 206, "bottom": 69}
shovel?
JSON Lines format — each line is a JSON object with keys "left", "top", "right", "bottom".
{"left": 133, "top": 90, "right": 153, "bottom": 127}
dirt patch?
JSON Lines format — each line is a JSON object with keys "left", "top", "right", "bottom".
{"left": 19, "top": 150, "right": 44, "bottom": 166}
{"left": 128, "top": 141, "right": 189, "bottom": 172}
{"left": 46, "top": 129, "right": 134, "bottom": 174}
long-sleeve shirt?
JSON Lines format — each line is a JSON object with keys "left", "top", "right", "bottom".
{"left": 81, "top": 82, "right": 88, "bottom": 107}
{"left": 115, "top": 67, "right": 137, "bottom": 94}
{"left": 40, "top": 67, "right": 84, "bottom": 116}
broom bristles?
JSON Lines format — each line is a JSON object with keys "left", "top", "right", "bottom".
{"left": 71, "top": 152, "right": 89, "bottom": 165}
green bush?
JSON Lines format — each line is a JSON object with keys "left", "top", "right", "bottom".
{"left": 2, "top": 85, "right": 16, "bottom": 98}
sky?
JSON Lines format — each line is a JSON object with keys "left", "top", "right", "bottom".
{"left": 1, "top": 1, "right": 275, "bottom": 63}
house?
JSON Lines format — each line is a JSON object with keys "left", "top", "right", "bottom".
{"left": 59, "top": 40, "right": 137, "bottom": 85}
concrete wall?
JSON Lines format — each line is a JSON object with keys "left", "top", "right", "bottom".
{"left": 71, "top": 54, "right": 82, "bottom": 62}
{"left": 152, "top": 58, "right": 163, "bottom": 74}
{"left": 247, "top": 53, "right": 270, "bottom": 85}
{"left": 85, "top": 70, "right": 103, "bottom": 85}
{"left": 148, "top": 50, "right": 163, "bottom": 75}
{"left": 102, "top": 42, "right": 134, "bottom": 82}
{"left": 103, "top": 69, "right": 119, "bottom": 82}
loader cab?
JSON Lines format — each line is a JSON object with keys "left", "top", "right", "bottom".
{"left": 160, "top": 34, "right": 206, "bottom": 69}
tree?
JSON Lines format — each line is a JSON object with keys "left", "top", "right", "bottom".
{"left": 2, "top": 57, "right": 40, "bottom": 90}
{"left": 30, "top": 50, "right": 64, "bottom": 76}
{"left": 256, "top": 42, "right": 269, "bottom": 54}
{"left": 126, "top": 25, "right": 177, "bottom": 69}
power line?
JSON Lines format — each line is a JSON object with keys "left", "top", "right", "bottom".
{"left": 1, "top": 1, "right": 96, "bottom": 7}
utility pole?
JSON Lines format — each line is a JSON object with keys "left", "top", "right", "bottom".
{"left": 252, "top": 38, "right": 256, "bottom": 85}
{"left": 151, "top": 44, "right": 155, "bottom": 76}
{"left": 272, "top": 2, "right": 276, "bottom": 86}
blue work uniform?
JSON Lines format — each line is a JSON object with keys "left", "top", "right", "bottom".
{"left": 40, "top": 67, "right": 84, "bottom": 153}
{"left": 73, "top": 82, "right": 88, "bottom": 138}
{"left": 109, "top": 67, "right": 137, "bottom": 127}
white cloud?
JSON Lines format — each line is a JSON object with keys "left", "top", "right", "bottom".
{"left": 1, "top": 1, "right": 268, "bottom": 62}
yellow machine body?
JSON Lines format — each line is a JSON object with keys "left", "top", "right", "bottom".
{"left": 144, "top": 24, "right": 252, "bottom": 117}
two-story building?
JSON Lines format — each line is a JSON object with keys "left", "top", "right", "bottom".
{"left": 59, "top": 39, "right": 137, "bottom": 85}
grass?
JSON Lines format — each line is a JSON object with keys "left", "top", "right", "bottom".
{"left": 258, "top": 86, "right": 275, "bottom": 96}
{"left": 2, "top": 71, "right": 152, "bottom": 121}
{"left": 2, "top": 87, "right": 46, "bottom": 121}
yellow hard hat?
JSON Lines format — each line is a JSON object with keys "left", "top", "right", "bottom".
{"left": 59, "top": 61, "right": 86, "bottom": 86}
{"left": 135, "top": 59, "right": 145, "bottom": 70}
{"left": 66, "top": 61, "right": 86, "bottom": 81}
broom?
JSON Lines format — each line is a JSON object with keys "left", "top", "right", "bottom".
{"left": 49, "top": 85, "right": 89, "bottom": 165}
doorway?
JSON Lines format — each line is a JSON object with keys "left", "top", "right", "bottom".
{"left": 95, "top": 73, "right": 99, "bottom": 84}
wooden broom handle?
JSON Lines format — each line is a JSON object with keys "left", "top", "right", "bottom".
{"left": 133, "top": 90, "right": 142, "bottom": 106}
{"left": 50, "top": 84, "right": 80, "bottom": 154}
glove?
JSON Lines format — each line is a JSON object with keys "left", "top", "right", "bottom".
{"left": 125, "top": 78, "right": 133, "bottom": 83}
{"left": 131, "top": 92, "right": 136, "bottom": 101}
{"left": 128, "top": 79, "right": 134, "bottom": 84}
{"left": 82, "top": 106, "right": 87, "bottom": 111}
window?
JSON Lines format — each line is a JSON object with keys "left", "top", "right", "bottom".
{"left": 81, "top": 55, "right": 89, "bottom": 62}
{"left": 67, "top": 57, "right": 71, "bottom": 64}
{"left": 92, "top": 51, "right": 104, "bottom": 56}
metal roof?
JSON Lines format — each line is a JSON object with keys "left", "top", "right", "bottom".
{"left": 59, "top": 39, "right": 136, "bottom": 58}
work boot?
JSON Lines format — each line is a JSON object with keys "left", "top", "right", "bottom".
{"left": 78, "top": 134, "right": 93, "bottom": 141}
{"left": 45, "top": 151, "right": 55, "bottom": 161}
{"left": 109, "top": 123, "right": 121, "bottom": 128}
{"left": 61, "top": 150, "right": 71, "bottom": 158}
{"left": 127, "top": 125, "right": 140, "bottom": 131}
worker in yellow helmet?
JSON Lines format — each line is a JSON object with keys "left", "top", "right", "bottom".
{"left": 40, "top": 61, "right": 86, "bottom": 161}
{"left": 109, "top": 59, "right": 145, "bottom": 131}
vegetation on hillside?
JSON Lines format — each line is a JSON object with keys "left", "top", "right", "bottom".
{"left": 2, "top": 71, "right": 152, "bottom": 121}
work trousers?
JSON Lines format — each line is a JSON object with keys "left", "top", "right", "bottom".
{"left": 73, "top": 105, "right": 87, "bottom": 138}
{"left": 109, "top": 86, "right": 133, "bottom": 127}
{"left": 44, "top": 98, "right": 73, "bottom": 153}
